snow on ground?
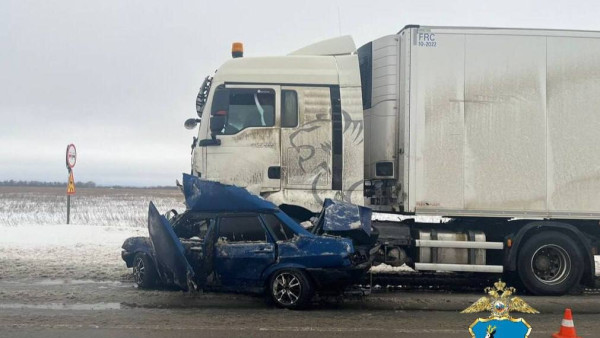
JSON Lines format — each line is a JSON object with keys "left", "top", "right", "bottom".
{"left": 0, "top": 187, "right": 185, "bottom": 281}
{"left": 370, "top": 260, "right": 600, "bottom": 276}
{"left": 0, "top": 224, "right": 146, "bottom": 281}
{"left": 0, "top": 186, "right": 184, "bottom": 227}
{"left": 369, "top": 263, "right": 415, "bottom": 274}
{"left": 3, "top": 224, "right": 596, "bottom": 281}
{"left": 1, "top": 187, "right": 599, "bottom": 284}
{"left": 372, "top": 212, "right": 449, "bottom": 224}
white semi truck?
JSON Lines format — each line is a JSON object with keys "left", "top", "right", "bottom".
{"left": 185, "top": 26, "right": 600, "bottom": 295}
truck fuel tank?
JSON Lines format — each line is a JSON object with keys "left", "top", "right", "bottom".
{"left": 417, "top": 230, "right": 486, "bottom": 265}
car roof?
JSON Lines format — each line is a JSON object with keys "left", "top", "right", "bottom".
{"left": 182, "top": 174, "right": 278, "bottom": 213}
{"left": 179, "top": 211, "right": 273, "bottom": 218}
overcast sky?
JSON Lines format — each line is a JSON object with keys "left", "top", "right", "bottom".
{"left": 2, "top": 0, "right": 600, "bottom": 186}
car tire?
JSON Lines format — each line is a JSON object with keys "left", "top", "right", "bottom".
{"left": 132, "top": 253, "right": 158, "bottom": 289}
{"left": 517, "top": 231, "right": 584, "bottom": 295}
{"left": 269, "top": 269, "right": 313, "bottom": 310}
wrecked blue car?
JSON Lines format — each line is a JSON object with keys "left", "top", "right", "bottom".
{"left": 121, "top": 174, "right": 376, "bottom": 309}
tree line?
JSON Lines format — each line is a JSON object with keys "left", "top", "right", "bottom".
{"left": 0, "top": 180, "right": 176, "bottom": 189}
{"left": 0, "top": 180, "right": 97, "bottom": 188}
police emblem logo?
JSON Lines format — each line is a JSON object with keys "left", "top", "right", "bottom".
{"left": 463, "top": 280, "right": 538, "bottom": 338}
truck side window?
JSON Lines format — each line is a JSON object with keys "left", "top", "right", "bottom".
{"left": 211, "top": 88, "right": 275, "bottom": 135}
{"left": 281, "top": 90, "right": 298, "bottom": 128}
{"left": 218, "top": 216, "right": 268, "bottom": 242}
{"left": 261, "top": 214, "right": 296, "bottom": 241}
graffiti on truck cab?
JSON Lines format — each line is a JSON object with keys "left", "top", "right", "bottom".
{"left": 342, "top": 110, "right": 363, "bottom": 146}
{"left": 287, "top": 109, "right": 364, "bottom": 205}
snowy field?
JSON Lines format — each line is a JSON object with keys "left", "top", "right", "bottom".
{"left": 0, "top": 186, "right": 184, "bottom": 281}
{"left": 0, "top": 224, "right": 146, "bottom": 281}
{"left": 0, "top": 186, "right": 185, "bottom": 227}
{"left": 0, "top": 187, "right": 598, "bottom": 283}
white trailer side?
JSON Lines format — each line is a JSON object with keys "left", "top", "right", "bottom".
{"left": 366, "top": 26, "right": 600, "bottom": 219}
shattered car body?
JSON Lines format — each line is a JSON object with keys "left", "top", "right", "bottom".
{"left": 311, "top": 198, "right": 379, "bottom": 265}
{"left": 312, "top": 198, "right": 377, "bottom": 246}
{"left": 122, "top": 174, "right": 374, "bottom": 309}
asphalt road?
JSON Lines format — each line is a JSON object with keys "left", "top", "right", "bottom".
{"left": 1, "top": 279, "right": 599, "bottom": 337}
{"left": 3, "top": 309, "right": 600, "bottom": 338}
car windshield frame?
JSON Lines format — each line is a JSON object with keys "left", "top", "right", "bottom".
{"left": 260, "top": 213, "right": 299, "bottom": 242}
{"left": 216, "top": 214, "right": 272, "bottom": 243}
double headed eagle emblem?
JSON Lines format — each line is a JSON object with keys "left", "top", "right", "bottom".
{"left": 462, "top": 280, "right": 539, "bottom": 318}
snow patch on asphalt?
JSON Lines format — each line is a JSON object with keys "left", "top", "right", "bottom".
{"left": 369, "top": 263, "right": 415, "bottom": 274}
{"left": 0, "top": 224, "right": 145, "bottom": 281}
{"left": 0, "top": 302, "right": 121, "bottom": 310}
{"left": 33, "top": 279, "right": 126, "bottom": 286}
{"left": 0, "top": 224, "right": 145, "bottom": 247}
{"left": 373, "top": 213, "right": 448, "bottom": 223}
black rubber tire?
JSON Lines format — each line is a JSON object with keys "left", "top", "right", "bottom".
{"left": 132, "top": 253, "right": 158, "bottom": 289}
{"left": 517, "top": 231, "right": 584, "bottom": 295}
{"left": 268, "top": 269, "right": 314, "bottom": 310}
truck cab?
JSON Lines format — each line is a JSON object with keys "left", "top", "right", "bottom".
{"left": 191, "top": 36, "right": 364, "bottom": 217}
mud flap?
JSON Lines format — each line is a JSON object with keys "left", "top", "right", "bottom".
{"left": 147, "top": 202, "right": 196, "bottom": 291}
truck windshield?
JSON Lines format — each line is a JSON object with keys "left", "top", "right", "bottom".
{"left": 211, "top": 88, "right": 275, "bottom": 135}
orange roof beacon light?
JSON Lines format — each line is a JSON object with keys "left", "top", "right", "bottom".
{"left": 232, "top": 42, "right": 244, "bottom": 58}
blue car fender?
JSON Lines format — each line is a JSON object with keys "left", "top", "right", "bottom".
{"left": 121, "top": 236, "right": 154, "bottom": 267}
{"left": 262, "top": 263, "right": 310, "bottom": 284}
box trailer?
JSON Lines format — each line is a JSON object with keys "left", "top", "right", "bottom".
{"left": 361, "top": 26, "right": 600, "bottom": 220}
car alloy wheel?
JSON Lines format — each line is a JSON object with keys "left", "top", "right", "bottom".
{"left": 131, "top": 253, "right": 157, "bottom": 288}
{"left": 272, "top": 272, "right": 302, "bottom": 306}
{"left": 133, "top": 255, "right": 146, "bottom": 286}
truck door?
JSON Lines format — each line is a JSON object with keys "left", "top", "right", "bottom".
{"left": 205, "top": 85, "right": 281, "bottom": 193}
{"left": 280, "top": 87, "right": 333, "bottom": 204}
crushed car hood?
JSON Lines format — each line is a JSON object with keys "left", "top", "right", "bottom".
{"left": 182, "top": 173, "right": 277, "bottom": 212}
{"left": 147, "top": 202, "right": 195, "bottom": 291}
{"left": 321, "top": 198, "right": 372, "bottom": 236}
{"left": 315, "top": 198, "right": 376, "bottom": 247}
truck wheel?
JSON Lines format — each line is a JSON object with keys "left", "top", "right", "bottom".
{"left": 132, "top": 253, "right": 157, "bottom": 288}
{"left": 517, "top": 231, "right": 583, "bottom": 295}
{"left": 269, "top": 270, "right": 313, "bottom": 309}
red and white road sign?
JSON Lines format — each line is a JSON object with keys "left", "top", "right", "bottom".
{"left": 66, "top": 144, "right": 77, "bottom": 169}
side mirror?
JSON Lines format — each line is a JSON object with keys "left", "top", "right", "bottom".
{"left": 184, "top": 118, "right": 201, "bottom": 130}
{"left": 210, "top": 115, "right": 226, "bottom": 134}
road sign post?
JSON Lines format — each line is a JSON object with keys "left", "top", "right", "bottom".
{"left": 66, "top": 144, "right": 77, "bottom": 224}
